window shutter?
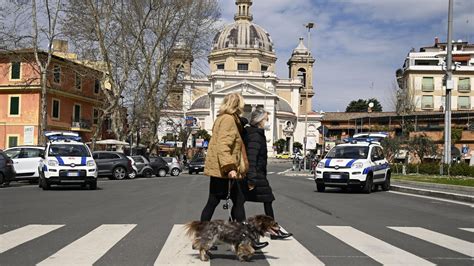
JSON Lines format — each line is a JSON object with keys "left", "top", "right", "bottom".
{"left": 422, "top": 77, "right": 434, "bottom": 92}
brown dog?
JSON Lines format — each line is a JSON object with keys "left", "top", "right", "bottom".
{"left": 185, "top": 215, "right": 280, "bottom": 261}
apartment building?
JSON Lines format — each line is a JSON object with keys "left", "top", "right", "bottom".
{"left": 397, "top": 38, "right": 474, "bottom": 111}
{"left": 0, "top": 42, "right": 105, "bottom": 148}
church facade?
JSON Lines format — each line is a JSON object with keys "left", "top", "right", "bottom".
{"left": 160, "top": 0, "right": 321, "bottom": 156}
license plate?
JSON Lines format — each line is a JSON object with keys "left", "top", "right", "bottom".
{"left": 194, "top": 167, "right": 200, "bottom": 169}
{"left": 330, "top": 174, "right": 342, "bottom": 179}
{"left": 67, "top": 172, "right": 79, "bottom": 177}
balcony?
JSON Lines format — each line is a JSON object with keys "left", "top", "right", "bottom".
{"left": 71, "top": 119, "right": 92, "bottom": 132}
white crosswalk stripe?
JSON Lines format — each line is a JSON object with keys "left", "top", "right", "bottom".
{"left": 459, "top": 228, "right": 474, "bottom": 233}
{"left": 390, "top": 226, "right": 474, "bottom": 257}
{"left": 318, "top": 226, "right": 435, "bottom": 265}
{"left": 37, "top": 224, "right": 136, "bottom": 266}
{"left": 261, "top": 227, "right": 324, "bottom": 265}
{"left": 154, "top": 224, "right": 209, "bottom": 265}
{"left": 3, "top": 223, "right": 473, "bottom": 265}
{"left": 0, "top": 224, "right": 64, "bottom": 254}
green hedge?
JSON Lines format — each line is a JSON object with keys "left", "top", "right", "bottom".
{"left": 391, "top": 163, "right": 474, "bottom": 177}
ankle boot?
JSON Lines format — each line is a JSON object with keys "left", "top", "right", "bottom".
{"left": 252, "top": 241, "right": 269, "bottom": 250}
{"left": 270, "top": 229, "right": 293, "bottom": 240}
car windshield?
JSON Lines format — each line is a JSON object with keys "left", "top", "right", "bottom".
{"left": 326, "top": 146, "right": 369, "bottom": 159}
{"left": 192, "top": 157, "right": 205, "bottom": 163}
{"left": 49, "top": 144, "right": 90, "bottom": 157}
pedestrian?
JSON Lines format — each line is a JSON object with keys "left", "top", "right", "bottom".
{"left": 200, "top": 92, "right": 248, "bottom": 223}
{"left": 243, "top": 107, "right": 293, "bottom": 240}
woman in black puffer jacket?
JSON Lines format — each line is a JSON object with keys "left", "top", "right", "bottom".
{"left": 243, "top": 107, "right": 292, "bottom": 240}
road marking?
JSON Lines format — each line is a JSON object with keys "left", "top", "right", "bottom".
{"left": 390, "top": 227, "right": 474, "bottom": 257}
{"left": 388, "top": 191, "right": 474, "bottom": 207}
{"left": 306, "top": 177, "right": 314, "bottom": 181}
{"left": 459, "top": 228, "right": 474, "bottom": 233}
{"left": 268, "top": 172, "right": 275, "bottom": 174}
{"left": 318, "top": 226, "right": 434, "bottom": 265}
{"left": 0, "top": 225, "right": 64, "bottom": 253}
{"left": 37, "top": 224, "right": 136, "bottom": 265}
{"left": 155, "top": 224, "right": 209, "bottom": 265}
{"left": 261, "top": 227, "right": 325, "bottom": 265}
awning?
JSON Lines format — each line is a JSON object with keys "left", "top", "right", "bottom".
{"left": 453, "top": 55, "right": 470, "bottom": 62}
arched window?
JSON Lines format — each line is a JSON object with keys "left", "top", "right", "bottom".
{"left": 297, "top": 68, "right": 306, "bottom": 87}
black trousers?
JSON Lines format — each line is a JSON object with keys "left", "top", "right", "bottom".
{"left": 200, "top": 177, "right": 246, "bottom": 222}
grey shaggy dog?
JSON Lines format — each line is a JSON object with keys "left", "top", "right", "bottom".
{"left": 185, "top": 215, "right": 280, "bottom": 261}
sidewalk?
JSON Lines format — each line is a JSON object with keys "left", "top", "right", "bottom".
{"left": 280, "top": 170, "right": 474, "bottom": 203}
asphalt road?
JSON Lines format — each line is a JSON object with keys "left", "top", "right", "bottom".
{"left": 1, "top": 161, "right": 473, "bottom": 266}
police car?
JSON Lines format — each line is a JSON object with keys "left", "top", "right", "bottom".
{"left": 314, "top": 139, "right": 390, "bottom": 193}
{"left": 38, "top": 132, "right": 97, "bottom": 190}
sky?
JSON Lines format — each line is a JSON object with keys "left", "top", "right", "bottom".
{"left": 216, "top": 0, "right": 474, "bottom": 112}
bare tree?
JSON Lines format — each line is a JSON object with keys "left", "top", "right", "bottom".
{"left": 62, "top": 0, "right": 219, "bottom": 150}
{"left": 1, "top": 0, "right": 64, "bottom": 145}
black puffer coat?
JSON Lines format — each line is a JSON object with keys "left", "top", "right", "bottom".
{"left": 243, "top": 125, "right": 275, "bottom": 202}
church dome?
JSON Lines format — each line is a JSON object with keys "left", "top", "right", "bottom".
{"left": 212, "top": 0, "right": 274, "bottom": 53}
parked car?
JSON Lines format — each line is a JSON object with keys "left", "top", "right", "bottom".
{"left": 148, "top": 156, "right": 170, "bottom": 177}
{"left": 163, "top": 156, "right": 182, "bottom": 176}
{"left": 92, "top": 151, "right": 133, "bottom": 180}
{"left": 128, "top": 155, "right": 154, "bottom": 178}
{"left": 275, "top": 152, "right": 290, "bottom": 159}
{"left": 0, "top": 150, "right": 16, "bottom": 186}
{"left": 39, "top": 132, "right": 97, "bottom": 190}
{"left": 4, "top": 146, "right": 45, "bottom": 183}
{"left": 188, "top": 157, "right": 205, "bottom": 174}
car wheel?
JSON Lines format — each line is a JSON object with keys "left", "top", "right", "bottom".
{"left": 89, "top": 181, "right": 97, "bottom": 190}
{"left": 0, "top": 173, "right": 4, "bottom": 187}
{"left": 316, "top": 183, "right": 325, "bottom": 192}
{"left": 128, "top": 170, "right": 137, "bottom": 179}
{"left": 188, "top": 170, "right": 193, "bottom": 174}
{"left": 382, "top": 172, "right": 391, "bottom": 191}
{"left": 143, "top": 169, "right": 153, "bottom": 178}
{"left": 158, "top": 169, "right": 167, "bottom": 177}
{"left": 171, "top": 168, "right": 180, "bottom": 176}
{"left": 362, "top": 174, "right": 373, "bottom": 194}
{"left": 113, "top": 167, "right": 127, "bottom": 180}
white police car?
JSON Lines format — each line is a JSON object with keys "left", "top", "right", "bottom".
{"left": 38, "top": 132, "right": 97, "bottom": 190}
{"left": 315, "top": 139, "right": 390, "bottom": 193}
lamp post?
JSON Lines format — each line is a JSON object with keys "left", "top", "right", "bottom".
{"left": 443, "top": 0, "right": 454, "bottom": 165}
{"left": 303, "top": 22, "right": 314, "bottom": 171}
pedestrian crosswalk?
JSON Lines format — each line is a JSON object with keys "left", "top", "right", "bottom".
{"left": 1, "top": 224, "right": 472, "bottom": 265}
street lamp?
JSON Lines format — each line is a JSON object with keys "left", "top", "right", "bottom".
{"left": 303, "top": 22, "right": 314, "bottom": 170}
{"left": 443, "top": 0, "right": 454, "bottom": 165}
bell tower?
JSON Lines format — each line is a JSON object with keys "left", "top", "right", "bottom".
{"left": 168, "top": 42, "right": 193, "bottom": 110}
{"left": 287, "top": 37, "right": 315, "bottom": 115}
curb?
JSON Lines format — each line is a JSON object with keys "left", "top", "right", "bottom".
{"left": 390, "top": 185, "right": 474, "bottom": 203}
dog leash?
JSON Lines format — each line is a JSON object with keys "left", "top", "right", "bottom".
{"left": 223, "top": 179, "right": 234, "bottom": 221}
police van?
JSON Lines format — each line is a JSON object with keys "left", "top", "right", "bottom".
{"left": 39, "top": 132, "right": 97, "bottom": 190}
{"left": 314, "top": 138, "right": 390, "bottom": 193}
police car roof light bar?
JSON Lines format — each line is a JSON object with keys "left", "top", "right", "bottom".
{"left": 45, "top": 131, "right": 82, "bottom": 142}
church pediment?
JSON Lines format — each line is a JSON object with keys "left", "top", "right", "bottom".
{"left": 212, "top": 81, "right": 277, "bottom": 97}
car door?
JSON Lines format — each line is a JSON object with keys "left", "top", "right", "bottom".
{"left": 93, "top": 152, "right": 107, "bottom": 175}
{"left": 371, "top": 147, "right": 385, "bottom": 180}
{"left": 4, "top": 148, "right": 25, "bottom": 175}
{"left": 19, "top": 148, "right": 43, "bottom": 177}
{"left": 133, "top": 156, "right": 146, "bottom": 173}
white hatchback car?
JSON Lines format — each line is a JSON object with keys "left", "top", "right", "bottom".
{"left": 39, "top": 132, "right": 97, "bottom": 190}
{"left": 315, "top": 140, "right": 390, "bottom": 193}
{"left": 4, "top": 146, "right": 45, "bottom": 183}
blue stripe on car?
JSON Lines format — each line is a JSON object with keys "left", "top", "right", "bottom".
{"left": 325, "top": 159, "right": 331, "bottom": 168}
{"left": 363, "top": 167, "right": 371, "bottom": 174}
{"left": 81, "top": 157, "right": 86, "bottom": 166}
{"left": 42, "top": 165, "right": 48, "bottom": 172}
{"left": 56, "top": 156, "right": 65, "bottom": 166}
{"left": 345, "top": 159, "right": 357, "bottom": 167}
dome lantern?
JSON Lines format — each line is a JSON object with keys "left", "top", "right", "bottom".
{"left": 234, "top": 0, "right": 253, "bottom": 21}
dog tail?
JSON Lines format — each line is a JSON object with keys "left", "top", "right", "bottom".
{"left": 184, "top": 221, "right": 206, "bottom": 238}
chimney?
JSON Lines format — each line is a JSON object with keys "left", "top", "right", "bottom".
{"left": 52, "top": 40, "right": 68, "bottom": 53}
{"left": 434, "top": 37, "right": 439, "bottom": 45}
